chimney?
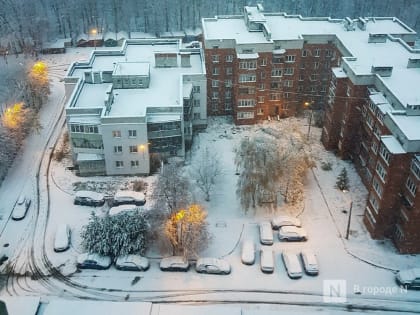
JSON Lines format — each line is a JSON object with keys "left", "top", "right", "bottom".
{"left": 344, "top": 17, "right": 355, "bottom": 31}
{"left": 357, "top": 17, "right": 367, "bottom": 31}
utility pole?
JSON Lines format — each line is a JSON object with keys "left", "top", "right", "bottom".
{"left": 345, "top": 201, "right": 353, "bottom": 240}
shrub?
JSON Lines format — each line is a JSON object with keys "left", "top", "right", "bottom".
{"left": 321, "top": 161, "right": 332, "bottom": 171}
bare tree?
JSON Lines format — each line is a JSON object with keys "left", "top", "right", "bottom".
{"left": 164, "top": 204, "right": 211, "bottom": 259}
{"left": 191, "top": 146, "right": 222, "bottom": 201}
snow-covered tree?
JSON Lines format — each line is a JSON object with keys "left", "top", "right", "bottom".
{"left": 191, "top": 146, "right": 222, "bottom": 201}
{"left": 336, "top": 167, "right": 350, "bottom": 191}
{"left": 80, "top": 211, "right": 149, "bottom": 258}
{"left": 164, "top": 204, "right": 211, "bottom": 259}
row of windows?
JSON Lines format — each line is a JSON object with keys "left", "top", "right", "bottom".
{"left": 115, "top": 160, "right": 141, "bottom": 168}
{"left": 406, "top": 177, "right": 417, "bottom": 196}
{"left": 376, "top": 162, "right": 387, "bottom": 182}
{"left": 237, "top": 111, "right": 254, "bottom": 120}
{"left": 70, "top": 124, "right": 99, "bottom": 134}
{"left": 114, "top": 145, "right": 143, "bottom": 154}
{"left": 238, "top": 99, "right": 255, "bottom": 107}
{"left": 112, "top": 130, "right": 137, "bottom": 138}
{"left": 411, "top": 159, "right": 420, "bottom": 179}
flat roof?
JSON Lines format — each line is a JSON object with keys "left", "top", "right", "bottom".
{"left": 113, "top": 62, "right": 150, "bottom": 76}
{"left": 74, "top": 83, "right": 112, "bottom": 108}
{"left": 381, "top": 135, "right": 406, "bottom": 154}
{"left": 388, "top": 113, "right": 420, "bottom": 141}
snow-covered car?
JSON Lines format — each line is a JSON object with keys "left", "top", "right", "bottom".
{"left": 185, "top": 41, "right": 200, "bottom": 48}
{"left": 12, "top": 196, "right": 31, "bottom": 220}
{"left": 115, "top": 254, "right": 150, "bottom": 271}
{"left": 278, "top": 226, "right": 307, "bottom": 241}
{"left": 282, "top": 251, "right": 303, "bottom": 279}
{"left": 396, "top": 268, "right": 420, "bottom": 289}
{"left": 300, "top": 250, "right": 319, "bottom": 275}
{"left": 111, "top": 190, "right": 146, "bottom": 206}
{"left": 74, "top": 190, "right": 105, "bottom": 207}
{"left": 260, "top": 249, "right": 274, "bottom": 273}
{"left": 195, "top": 257, "right": 231, "bottom": 275}
{"left": 54, "top": 224, "right": 71, "bottom": 252}
{"left": 241, "top": 240, "right": 255, "bottom": 265}
{"left": 271, "top": 215, "right": 301, "bottom": 229}
{"left": 76, "top": 253, "right": 112, "bottom": 270}
{"left": 259, "top": 221, "right": 274, "bottom": 245}
{"left": 108, "top": 204, "right": 139, "bottom": 216}
{"left": 160, "top": 256, "right": 190, "bottom": 271}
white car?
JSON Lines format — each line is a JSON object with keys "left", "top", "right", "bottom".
{"left": 108, "top": 204, "right": 139, "bottom": 216}
{"left": 115, "top": 254, "right": 150, "bottom": 271}
{"left": 160, "top": 256, "right": 190, "bottom": 271}
{"left": 300, "top": 250, "right": 319, "bottom": 275}
{"left": 241, "top": 240, "right": 255, "bottom": 265}
{"left": 12, "top": 196, "right": 31, "bottom": 220}
{"left": 260, "top": 249, "right": 274, "bottom": 273}
{"left": 282, "top": 251, "right": 303, "bottom": 279}
{"left": 396, "top": 268, "right": 420, "bottom": 289}
{"left": 271, "top": 215, "right": 301, "bottom": 229}
{"left": 76, "top": 253, "right": 112, "bottom": 270}
{"left": 112, "top": 190, "right": 146, "bottom": 206}
{"left": 259, "top": 221, "right": 274, "bottom": 245}
{"left": 54, "top": 224, "right": 71, "bottom": 252}
{"left": 195, "top": 257, "right": 231, "bottom": 275}
{"left": 278, "top": 226, "right": 307, "bottom": 241}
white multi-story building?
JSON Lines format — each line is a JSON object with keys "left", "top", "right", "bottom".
{"left": 64, "top": 39, "right": 207, "bottom": 176}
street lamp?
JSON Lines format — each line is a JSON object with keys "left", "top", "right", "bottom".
{"left": 304, "top": 101, "right": 314, "bottom": 140}
{"left": 90, "top": 28, "right": 98, "bottom": 50}
{"left": 342, "top": 190, "right": 353, "bottom": 240}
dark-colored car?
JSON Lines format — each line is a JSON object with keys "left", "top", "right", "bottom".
{"left": 74, "top": 191, "right": 105, "bottom": 207}
{"left": 76, "top": 253, "right": 112, "bottom": 270}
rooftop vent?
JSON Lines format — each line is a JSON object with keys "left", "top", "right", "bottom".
{"left": 368, "top": 33, "right": 387, "bottom": 43}
{"left": 257, "top": 3, "right": 264, "bottom": 12}
{"left": 407, "top": 57, "right": 420, "bottom": 68}
{"left": 371, "top": 65, "right": 393, "bottom": 77}
{"left": 155, "top": 52, "right": 177, "bottom": 68}
{"left": 357, "top": 17, "right": 367, "bottom": 31}
{"left": 344, "top": 17, "right": 355, "bottom": 31}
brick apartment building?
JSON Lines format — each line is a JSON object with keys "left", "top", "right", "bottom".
{"left": 202, "top": 5, "right": 420, "bottom": 253}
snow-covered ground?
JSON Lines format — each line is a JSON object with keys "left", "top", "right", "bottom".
{"left": 0, "top": 48, "right": 419, "bottom": 313}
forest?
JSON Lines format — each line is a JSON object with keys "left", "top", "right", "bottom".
{"left": 0, "top": 0, "right": 419, "bottom": 52}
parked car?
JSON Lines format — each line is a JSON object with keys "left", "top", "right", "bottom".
{"left": 108, "top": 204, "right": 139, "bottom": 216}
{"left": 271, "top": 215, "right": 301, "bottom": 229}
{"left": 259, "top": 221, "right": 274, "bottom": 245}
{"left": 186, "top": 41, "right": 200, "bottom": 48}
{"left": 12, "top": 196, "right": 31, "bottom": 220}
{"left": 195, "top": 257, "right": 231, "bottom": 275}
{"left": 300, "top": 250, "right": 319, "bottom": 275}
{"left": 0, "top": 251, "right": 8, "bottom": 266}
{"left": 74, "top": 191, "right": 105, "bottom": 206}
{"left": 396, "top": 268, "right": 420, "bottom": 289}
{"left": 54, "top": 224, "right": 71, "bottom": 252}
{"left": 160, "top": 256, "right": 190, "bottom": 271}
{"left": 115, "top": 254, "right": 150, "bottom": 271}
{"left": 260, "top": 249, "right": 274, "bottom": 273}
{"left": 111, "top": 190, "right": 146, "bottom": 206}
{"left": 282, "top": 251, "right": 303, "bottom": 279}
{"left": 76, "top": 253, "right": 112, "bottom": 270}
{"left": 278, "top": 226, "right": 307, "bottom": 241}
{"left": 241, "top": 240, "right": 256, "bottom": 265}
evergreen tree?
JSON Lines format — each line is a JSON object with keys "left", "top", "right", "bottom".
{"left": 336, "top": 167, "right": 349, "bottom": 191}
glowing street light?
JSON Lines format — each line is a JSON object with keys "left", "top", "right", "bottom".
{"left": 90, "top": 28, "right": 98, "bottom": 50}
{"left": 304, "top": 101, "right": 314, "bottom": 140}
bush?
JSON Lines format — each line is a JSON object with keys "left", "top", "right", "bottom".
{"left": 132, "top": 180, "right": 147, "bottom": 192}
{"left": 321, "top": 161, "right": 332, "bottom": 171}
{"left": 336, "top": 167, "right": 349, "bottom": 191}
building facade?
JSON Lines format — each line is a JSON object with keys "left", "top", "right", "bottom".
{"left": 202, "top": 6, "right": 420, "bottom": 253}
{"left": 64, "top": 39, "right": 207, "bottom": 176}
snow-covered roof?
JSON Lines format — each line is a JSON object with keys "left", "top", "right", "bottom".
{"left": 76, "top": 153, "right": 104, "bottom": 162}
{"left": 68, "top": 116, "right": 101, "bottom": 124}
{"left": 129, "top": 32, "right": 156, "bottom": 39}
{"left": 114, "top": 190, "right": 145, "bottom": 200}
{"left": 370, "top": 93, "right": 388, "bottom": 105}
{"left": 387, "top": 114, "right": 420, "bottom": 141}
{"left": 183, "top": 82, "right": 193, "bottom": 99}
{"left": 272, "top": 48, "right": 286, "bottom": 54}
{"left": 147, "top": 114, "right": 181, "bottom": 123}
{"left": 113, "top": 62, "right": 150, "bottom": 76}
{"left": 74, "top": 83, "right": 112, "bottom": 108}
{"left": 332, "top": 67, "right": 347, "bottom": 78}
{"left": 381, "top": 135, "right": 406, "bottom": 154}
{"left": 75, "top": 190, "right": 104, "bottom": 199}
{"left": 237, "top": 53, "right": 259, "bottom": 59}
{"left": 43, "top": 300, "right": 152, "bottom": 315}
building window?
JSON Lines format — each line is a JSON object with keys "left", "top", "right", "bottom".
{"left": 225, "top": 79, "right": 232, "bottom": 88}
{"left": 70, "top": 124, "right": 99, "bottom": 134}
{"left": 366, "top": 114, "right": 373, "bottom": 129}
{"left": 129, "top": 145, "right": 138, "bottom": 153}
{"left": 212, "top": 55, "right": 219, "bottom": 63}
{"left": 285, "top": 55, "right": 296, "bottom": 63}
{"left": 114, "top": 145, "right": 122, "bottom": 153}
{"left": 299, "top": 74, "right": 304, "bottom": 81}
{"left": 116, "top": 161, "right": 124, "bottom": 168}
{"left": 372, "top": 178, "right": 383, "bottom": 197}
{"left": 260, "top": 58, "right": 267, "bottom": 66}
{"left": 314, "top": 62, "right": 320, "bottom": 69}
{"left": 284, "top": 92, "right": 291, "bottom": 99}
{"left": 379, "top": 145, "right": 390, "bottom": 164}
{"left": 112, "top": 130, "right": 121, "bottom": 138}
{"left": 193, "top": 99, "right": 200, "bottom": 107}
{"left": 406, "top": 177, "right": 417, "bottom": 196}
{"left": 239, "top": 74, "right": 256, "bottom": 83}
{"left": 225, "top": 101, "right": 232, "bottom": 111}
{"left": 410, "top": 159, "right": 420, "bottom": 179}
{"left": 310, "top": 86, "right": 316, "bottom": 93}
{"left": 193, "top": 85, "right": 200, "bottom": 93}
{"left": 365, "top": 207, "right": 377, "bottom": 226}
{"left": 297, "top": 85, "right": 304, "bottom": 92}
{"left": 376, "top": 162, "right": 387, "bottom": 182}
{"left": 238, "top": 99, "right": 256, "bottom": 107}
{"left": 131, "top": 160, "right": 139, "bottom": 168}
{"left": 212, "top": 80, "right": 219, "bottom": 88}
{"left": 270, "top": 93, "right": 280, "bottom": 100}
{"left": 368, "top": 101, "right": 376, "bottom": 113}
{"left": 284, "top": 68, "right": 294, "bottom": 75}
{"left": 326, "top": 49, "right": 333, "bottom": 57}
{"left": 225, "top": 55, "right": 233, "bottom": 62}
{"left": 302, "top": 50, "right": 308, "bottom": 57}
{"left": 212, "top": 67, "right": 219, "bottom": 75}
{"left": 239, "top": 60, "right": 257, "bottom": 69}
{"left": 284, "top": 80, "right": 293, "bottom": 87}
{"left": 212, "top": 101, "right": 218, "bottom": 112}
{"left": 225, "top": 90, "right": 232, "bottom": 99}
{"left": 128, "top": 130, "right": 137, "bottom": 138}
{"left": 272, "top": 56, "right": 284, "bottom": 64}
{"left": 271, "top": 82, "right": 279, "bottom": 89}
{"left": 394, "top": 224, "right": 404, "bottom": 240}
{"left": 212, "top": 91, "right": 219, "bottom": 99}
{"left": 271, "top": 68, "right": 283, "bottom": 77}
{"left": 193, "top": 113, "right": 200, "bottom": 120}
{"left": 313, "top": 48, "right": 320, "bottom": 57}
{"left": 258, "top": 83, "right": 265, "bottom": 90}
{"left": 257, "top": 108, "right": 264, "bottom": 115}
{"left": 258, "top": 96, "right": 265, "bottom": 103}
{"left": 242, "top": 49, "right": 254, "bottom": 53}
{"left": 226, "top": 67, "right": 233, "bottom": 75}
{"left": 369, "top": 194, "right": 379, "bottom": 214}
{"left": 260, "top": 71, "right": 266, "bottom": 80}
{"left": 371, "top": 141, "right": 378, "bottom": 154}
{"left": 237, "top": 111, "right": 254, "bottom": 119}
{"left": 300, "top": 62, "right": 306, "bottom": 69}
{"left": 310, "top": 74, "right": 318, "bottom": 81}
{"left": 346, "top": 85, "right": 352, "bottom": 96}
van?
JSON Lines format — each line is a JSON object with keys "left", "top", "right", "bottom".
{"left": 282, "top": 251, "right": 303, "bottom": 279}
{"left": 54, "top": 224, "right": 71, "bottom": 252}
{"left": 260, "top": 249, "right": 274, "bottom": 273}
{"left": 259, "top": 222, "right": 273, "bottom": 245}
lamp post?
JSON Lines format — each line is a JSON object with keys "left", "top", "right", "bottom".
{"left": 90, "top": 28, "right": 97, "bottom": 50}
{"left": 343, "top": 190, "right": 353, "bottom": 240}
{"left": 304, "top": 101, "right": 314, "bottom": 140}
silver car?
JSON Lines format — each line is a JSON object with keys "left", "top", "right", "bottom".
{"left": 271, "top": 215, "right": 301, "bottom": 229}
{"left": 160, "top": 256, "right": 190, "bottom": 271}
{"left": 195, "top": 257, "right": 231, "bottom": 275}
{"left": 300, "top": 250, "right": 319, "bottom": 275}
{"left": 115, "top": 254, "right": 150, "bottom": 271}
{"left": 278, "top": 226, "right": 307, "bottom": 241}
{"left": 12, "top": 196, "right": 31, "bottom": 220}
{"left": 241, "top": 240, "right": 256, "bottom": 265}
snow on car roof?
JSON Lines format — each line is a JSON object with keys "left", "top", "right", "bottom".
{"left": 114, "top": 190, "right": 145, "bottom": 199}
{"left": 109, "top": 204, "right": 139, "bottom": 215}
{"left": 75, "top": 190, "right": 104, "bottom": 199}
